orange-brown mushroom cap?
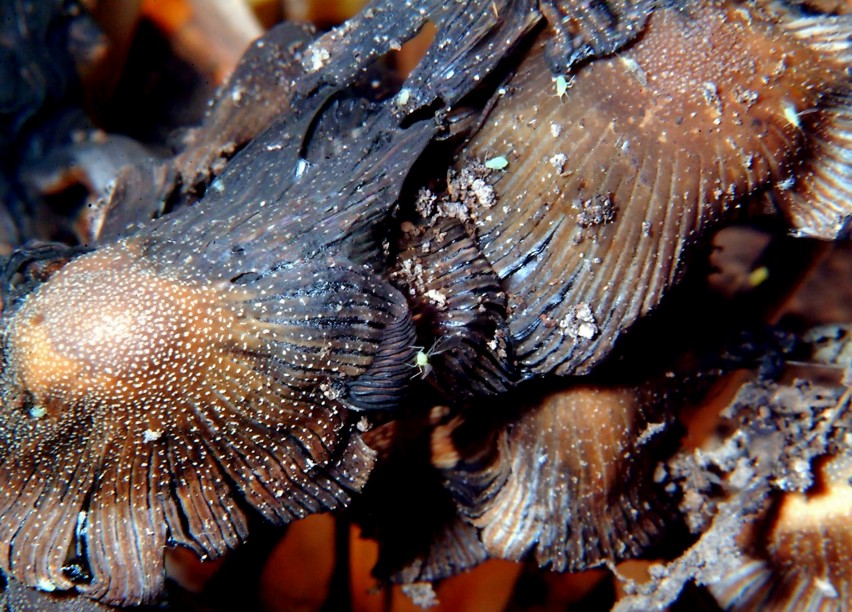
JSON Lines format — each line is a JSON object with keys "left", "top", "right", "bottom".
{"left": 710, "top": 453, "right": 852, "bottom": 610}
{"left": 461, "top": 0, "right": 851, "bottom": 376}
{"left": 7, "top": 245, "right": 240, "bottom": 413}
{"left": 434, "top": 384, "right": 669, "bottom": 571}
{"left": 0, "top": 239, "right": 415, "bottom": 605}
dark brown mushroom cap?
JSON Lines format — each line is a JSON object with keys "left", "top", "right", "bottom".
{"left": 710, "top": 453, "right": 852, "bottom": 610}
{"left": 763, "top": 7, "right": 852, "bottom": 239}
{"left": 434, "top": 384, "right": 669, "bottom": 571}
{"left": 539, "top": 0, "right": 653, "bottom": 72}
{"left": 461, "top": 0, "right": 852, "bottom": 376}
{"left": 0, "top": 236, "right": 416, "bottom": 605}
{"left": 767, "top": 86, "right": 852, "bottom": 239}
{"left": 0, "top": 28, "right": 446, "bottom": 601}
{"left": 171, "top": 21, "right": 316, "bottom": 203}
{"left": 392, "top": 211, "right": 514, "bottom": 399}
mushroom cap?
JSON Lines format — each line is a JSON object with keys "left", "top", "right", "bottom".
{"left": 435, "top": 384, "right": 669, "bottom": 571}
{"left": 392, "top": 212, "right": 514, "bottom": 399}
{"left": 7, "top": 245, "right": 239, "bottom": 411}
{"left": 460, "top": 0, "right": 851, "bottom": 376}
{"left": 711, "top": 454, "right": 852, "bottom": 610}
{"left": 0, "top": 238, "right": 417, "bottom": 604}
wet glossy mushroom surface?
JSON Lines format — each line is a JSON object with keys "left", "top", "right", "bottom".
{"left": 433, "top": 384, "right": 671, "bottom": 571}
{"left": 0, "top": 36, "right": 434, "bottom": 600}
{"left": 448, "top": 0, "right": 852, "bottom": 377}
{"left": 0, "top": 0, "right": 849, "bottom": 608}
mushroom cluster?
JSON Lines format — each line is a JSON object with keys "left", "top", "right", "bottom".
{"left": 0, "top": 0, "right": 849, "bottom": 608}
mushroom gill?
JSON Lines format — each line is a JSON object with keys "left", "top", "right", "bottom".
{"left": 0, "top": 236, "right": 416, "bottom": 604}
{"left": 0, "top": 28, "right": 446, "bottom": 600}
{"left": 392, "top": 210, "right": 514, "bottom": 399}
{"left": 433, "top": 384, "right": 669, "bottom": 571}
{"left": 457, "top": 0, "right": 851, "bottom": 376}
{"left": 759, "top": 5, "right": 852, "bottom": 239}
{"left": 710, "top": 453, "right": 852, "bottom": 610}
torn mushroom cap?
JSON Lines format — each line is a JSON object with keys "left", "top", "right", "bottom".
{"left": 462, "top": 0, "right": 851, "bottom": 377}
{"left": 434, "top": 385, "right": 668, "bottom": 571}
{"left": 0, "top": 239, "right": 418, "bottom": 605}
{"left": 710, "top": 453, "right": 852, "bottom": 610}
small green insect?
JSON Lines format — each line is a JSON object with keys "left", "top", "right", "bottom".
{"left": 485, "top": 156, "right": 509, "bottom": 170}
{"left": 414, "top": 349, "right": 432, "bottom": 378}
{"left": 554, "top": 74, "right": 573, "bottom": 97}
{"left": 409, "top": 341, "right": 447, "bottom": 379}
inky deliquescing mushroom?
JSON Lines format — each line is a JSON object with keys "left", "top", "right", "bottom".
{"left": 0, "top": 67, "right": 441, "bottom": 605}
{"left": 431, "top": 383, "right": 671, "bottom": 572}
{"left": 417, "top": 0, "right": 852, "bottom": 381}
{"left": 375, "top": 0, "right": 851, "bottom": 587}
{"left": 699, "top": 324, "right": 852, "bottom": 610}
{"left": 710, "top": 452, "right": 852, "bottom": 610}
{"left": 0, "top": 0, "right": 850, "bottom": 607}
{"left": 595, "top": 321, "right": 851, "bottom": 611}
{"left": 0, "top": 0, "right": 545, "bottom": 603}
{"left": 0, "top": 232, "right": 410, "bottom": 603}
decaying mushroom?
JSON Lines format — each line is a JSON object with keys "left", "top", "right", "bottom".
{"left": 367, "top": 0, "right": 850, "bottom": 591}
{"left": 706, "top": 324, "right": 852, "bottom": 610}
{"left": 613, "top": 323, "right": 852, "bottom": 611}
{"left": 433, "top": 0, "right": 852, "bottom": 378}
{"left": 432, "top": 383, "right": 672, "bottom": 572}
{"left": 711, "top": 453, "right": 852, "bottom": 609}
{"left": 0, "top": 0, "right": 545, "bottom": 603}
{"left": 0, "top": 76, "right": 437, "bottom": 605}
{"left": 0, "top": 0, "right": 850, "bottom": 608}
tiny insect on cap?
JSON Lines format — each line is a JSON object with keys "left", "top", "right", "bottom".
{"left": 0, "top": 238, "right": 385, "bottom": 605}
{"left": 463, "top": 0, "right": 852, "bottom": 377}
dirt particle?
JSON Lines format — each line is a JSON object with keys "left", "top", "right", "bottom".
{"left": 558, "top": 303, "right": 598, "bottom": 341}
{"left": 573, "top": 194, "right": 616, "bottom": 228}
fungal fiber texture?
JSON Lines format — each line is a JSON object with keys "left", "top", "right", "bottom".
{"left": 462, "top": 0, "right": 851, "bottom": 376}
{"left": 0, "top": 241, "right": 392, "bottom": 604}
{"left": 712, "top": 454, "right": 852, "bottom": 611}
{"left": 438, "top": 385, "right": 667, "bottom": 572}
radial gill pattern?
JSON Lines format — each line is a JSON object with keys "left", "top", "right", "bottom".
{"left": 435, "top": 385, "right": 668, "bottom": 571}
{"left": 0, "top": 238, "right": 414, "bottom": 604}
{"left": 710, "top": 453, "right": 852, "bottom": 611}
{"left": 393, "top": 214, "right": 514, "bottom": 399}
{"left": 461, "top": 0, "right": 852, "bottom": 376}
